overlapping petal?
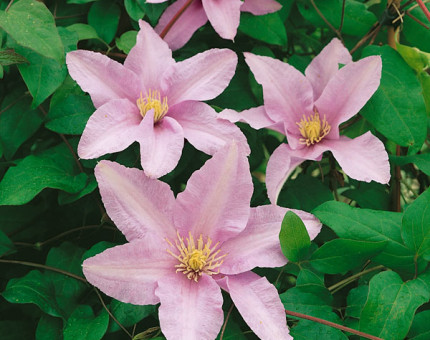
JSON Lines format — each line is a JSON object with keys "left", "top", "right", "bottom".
{"left": 174, "top": 143, "right": 253, "bottom": 243}
{"left": 155, "top": 0, "right": 208, "bottom": 51}
{"left": 94, "top": 160, "right": 177, "bottom": 242}
{"left": 218, "top": 106, "right": 284, "bottom": 133}
{"left": 315, "top": 56, "right": 382, "bottom": 138}
{"left": 164, "top": 48, "right": 237, "bottom": 105}
{"left": 125, "top": 20, "right": 175, "bottom": 90}
{"left": 218, "top": 272, "right": 292, "bottom": 340}
{"left": 241, "top": 0, "right": 282, "bottom": 15}
{"left": 83, "top": 240, "right": 175, "bottom": 305}
{"left": 244, "top": 53, "right": 314, "bottom": 127}
{"left": 325, "top": 132, "right": 390, "bottom": 184}
{"left": 305, "top": 38, "right": 352, "bottom": 100}
{"left": 221, "top": 205, "right": 322, "bottom": 274}
{"left": 77, "top": 99, "right": 141, "bottom": 159}
{"left": 202, "top": 0, "right": 243, "bottom": 40}
{"left": 169, "top": 101, "right": 250, "bottom": 156}
{"left": 156, "top": 274, "right": 224, "bottom": 340}
{"left": 138, "top": 111, "right": 185, "bottom": 178}
{"left": 66, "top": 50, "right": 140, "bottom": 108}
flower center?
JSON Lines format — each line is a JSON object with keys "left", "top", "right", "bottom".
{"left": 166, "top": 231, "right": 226, "bottom": 282}
{"left": 136, "top": 89, "right": 168, "bottom": 123}
{"left": 296, "top": 110, "right": 331, "bottom": 146}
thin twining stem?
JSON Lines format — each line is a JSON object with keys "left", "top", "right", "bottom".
{"left": 285, "top": 310, "right": 383, "bottom": 340}
{"left": 328, "top": 265, "right": 385, "bottom": 293}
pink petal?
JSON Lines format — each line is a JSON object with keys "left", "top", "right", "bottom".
{"left": 325, "top": 132, "right": 391, "bottom": 184}
{"left": 305, "top": 38, "right": 352, "bottom": 101}
{"left": 124, "top": 20, "right": 175, "bottom": 91}
{"left": 174, "top": 142, "right": 253, "bottom": 243}
{"left": 241, "top": 0, "right": 282, "bottom": 15}
{"left": 220, "top": 205, "right": 288, "bottom": 274}
{"left": 169, "top": 101, "right": 250, "bottom": 156}
{"left": 220, "top": 205, "right": 322, "bottom": 275}
{"left": 138, "top": 111, "right": 185, "bottom": 178}
{"left": 218, "top": 272, "right": 292, "bottom": 340}
{"left": 83, "top": 240, "right": 175, "bottom": 305}
{"left": 155, "top": 0, "right": 208, "bottom": 51}
{"left": 77, "top": 99, "right": 141, "bottom": 159}
{"left": 202, "top": 0, "right": 243, "bottom": 40}
{"left": 95, "top": 160, "right": 177, "bottom": 242}
{"left": 315, "top": 56, "right": 382, "bottom": 139}
{"left": 66, "top": 50, "right": 140, "bottom": 108}
{"left": 244, "top": 53, "right": 314, "bottom": 130}
{"left": 218, "top": 106, "right": 284, "bottom": 134}
{"left": 164, "top": 49, "right": 237, "bottom": 105}
{"left": 265, "top": 144, "right": 307, "bottom": 204}
{"left": 156, "top": 274, "right": 224, "bottom": 340}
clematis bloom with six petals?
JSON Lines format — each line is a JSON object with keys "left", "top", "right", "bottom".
{"left": 66, "top": 20, "right": 249, "bottom": 178}
{"left": 150, "top": 0, "right": 282, "bottom": 50}
{"left": 220, "top": 39, "right": 391, "bottom": 203}
{"left": 82, "top": 142, "right": 322, "bottom": 340}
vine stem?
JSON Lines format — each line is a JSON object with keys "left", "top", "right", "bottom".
{"left": 0, "top": 259, "right": 87, "bottom": 283}
{"left": 327, "top": 265, "right": 385, "bottom": 293}
{"left": 160, "top": 0, "right": 195, "bottom": 39}
{"left": 416, "top": 0, "right": 430, "bottom": 21}
{"left": 310, "top": 0, "right": 343, "bottom": 42}
{"left": 285, "top": 310, "right": 383, "bottom": 340}
{"left": 219, "top": 303, "right": 235, "bottom": 340}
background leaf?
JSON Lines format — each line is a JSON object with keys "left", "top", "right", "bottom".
{"left": 279, "top": 211, "right": 311, "bottom": 262}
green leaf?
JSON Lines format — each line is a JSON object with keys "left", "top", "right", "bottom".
{"left": 15, "top": 45, "right": 67, "bottom": 107}
{"left": 64, "top": 305, "right": 109, "bottom": 340}
{"left": 390, "top": 153, "right": 430, "bottom": 176}
{"left": 310, "top": 239, "right": 387, "bottom": 274}
{"left": 108, "top": 299, "right": 156, "bottom": 333}
{"left": 360, "top": 271, "right": 430, "bottom": 339}
{"left": 0, "top": 92, "right": 44, "bottom": 160}
{"left": 396, "top": 43, "right": 430, "bottom": 73}
{"left": 408, "top": 310, "right": 430, "bottom": 340}
{"left": 278, "top": 174, "right": 333, "bottom": 212}
{"left": 82, "top": 241, "right": 116, "bottom": 262}
{"left": 45, "top": 242, "right": 87, "bottom": 317}
{"left": 0, "top": 229, "right": 15, "bottom": 256}
{"left": 313, "top": 201, "right": 421, "bottom": 273}
{"left": 58, "top": 175, "right": 98, "bottom": 205}
{"left": 401, "top": 188, "right": 430, "bottom": 261}
{"left": 124, "top": 0, "right": 145, "bottom": 21}
{"left": 360, "top": 45, "right": 427, "bottom": 151}
{"left": 46, "top": 94, "right": 94, "bottom": 135}
{"left": 2, "top": 270, "right": 64, "bottom": 317}
{"left": 88, "top": 1, "right": 120, "bottom": 44}
{"left": 0, "top": 143, "right": 88, "bottom": 205}
{"left": 297, "top": 0, "right": 377, "bottom": 36}
{"left": 36, "top": 315, "right": 63, "bottom": 340}
{"left": 281, "top": 287, "right": 347, "bottom": 340}
{"left": 279, "top": 211, "right": 311, "bottom": 262}
{"left": 239, "top": 12, "right": 287, "bottom": 46}
{"left": 115, "top": 31, "right": 137, "bottom": 54}
{"left": 342, "top": 181, "right": 390, "bottom": 211}
{"left": 0, "top": 48, "right": 28, "bottom": 65}
{"left": 0, "top": 0, "right": 64, "bottom": 63}
{"left": 66, "top": 23, "right": 100, "bottom": 42}
{"left": 403, "top": 3, "right": 430, "bottom": 53}
{"left": 345, "top": 285, "right": 368, "bottom": 318}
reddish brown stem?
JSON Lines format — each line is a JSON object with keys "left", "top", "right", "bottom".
{"left": 416, "top": 0, "right": 430, "bottom": 22}
{"left": 285, "top": 310, "right": 383, "bottom": 340}
{"left": 394, "top": 144, "right": 402, "bottom": 212}
{"left": 160, "top": 0, "right": 195, "bottom": 39}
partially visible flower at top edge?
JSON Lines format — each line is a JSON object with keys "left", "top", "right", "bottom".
{"left": 147, "top": 0, "right": 282, "bottom": 51}
{"left": 66, "top": 20, "right": 249, "bottom": 179}
{"left": 219, "top": 38, "right": 391, "bottom": 204}
{"left": 82, "top": 142, "right": 322, "bottom": 340}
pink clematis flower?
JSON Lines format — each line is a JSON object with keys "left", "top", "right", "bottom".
{"left": 149, "top": 0, "right": 282, "bottom": 50}
{"left": 220, "top": 39, "right": 391, "bottom": 204}
{"left": 66, "top": 20, "right": 249, "bottom": 178}
{"left": 83, "top": 143, "right": 322, "bottom": 340}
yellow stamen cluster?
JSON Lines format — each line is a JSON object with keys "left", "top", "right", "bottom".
{"left": 166, "top": 231, "right": 226, "bottom": 282}
{"left": 136, "top": 89, "right": 168, "bottom": 123}
{"left": 296, "top": 110, "right": 331, "bottom": 146}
